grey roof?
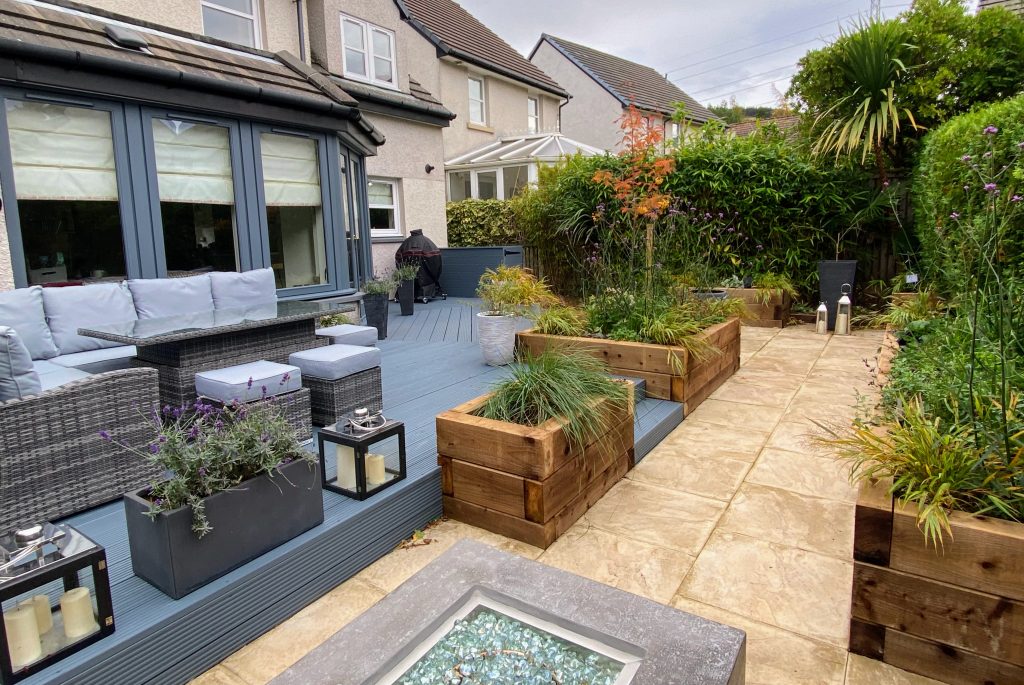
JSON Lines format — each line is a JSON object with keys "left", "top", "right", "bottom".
{"left": 0, "top": 0, "right": 385, "bottom": 143}
{"left": 328, "top": 73, "right": 456, "bottom": 124}
{"left": 395, "top": 0, "right": 568, "bottom": 97}
{"left": 532, "top": 34, "right": 717, "bottom": 124}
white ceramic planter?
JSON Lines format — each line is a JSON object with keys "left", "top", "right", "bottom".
{"left": 476, "top": 313, "right": 517, "bottom": 366}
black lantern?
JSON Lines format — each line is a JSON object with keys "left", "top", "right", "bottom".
{"left": 0, "top": 524, "right": 114, "bottom": 684}
{"left": 318, "top": 408, "right": 406, "bottom": 501}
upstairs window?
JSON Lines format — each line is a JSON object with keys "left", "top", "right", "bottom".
{"left": 468, "top": 76, "right": 486, "bottom": 124}
{"left": 527, "top": 97, "right": 539, "bottom": 133}
{"left": 341, "top": 15, "right": 396, "bottom": 87}
{"left": 201, "top": 0, "right": 260, "bottom": 48}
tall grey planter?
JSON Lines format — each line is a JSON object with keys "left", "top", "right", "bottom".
{"left": 363, "top": 293, "right": 389, "bottom": 340}
{"left": 477, "top": 313, "right": 517, "bottom": 366}
{"left": 397, "top": 280, "right": 415, "bottom": 316}
{"left": 124, "top": 459, "right": 323, "bottom": 599}
{"left": 818, "top": 260, "right": 857, "bottom": 330}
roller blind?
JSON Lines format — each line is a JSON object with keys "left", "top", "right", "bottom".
{"left": 152, "top": 119, "right": 235, "bottom": 205}
{"left": 367, "top": 180, "right": 394, "bottom": 205}
{"left": 5, "top": 101, "right": 118, "bottom": 201}
{"left": 260, "top": 133, "right": 322, "bottom": 207}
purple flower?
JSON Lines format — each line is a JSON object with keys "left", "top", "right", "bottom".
{"left": 198, "top": 467, "right": 207, "bottom": 477}
{"left": 154, "top": 498, "right": 164, "bottom": 507}
{"left": 950, "top": 212, "right": 960, "bottom": 220}
{"left": 214, "top": 419, "right": 224, "bottom": 431}
{"left": 596, "top": 203, "right": 606, "bottom": 212}
{"left": 983, "top": 151, "right": 993, "bottom": 159}
{"left": 260, "top": 432, "right": 271, "bottom": 443}
{"left": 188, "top": 425, "right": 200, "bottom": 439}
{"left": 1012, "top": 195, "right": 1023, "bottom": 203}
{"left": 98, "top": 430, "right": 111, "bottom": 441}
{"left": 247, "top": 377, "right": 254, "bottom": 390}
{"left": 727, "top": 226, "right": 735, "bottom": 233}
{"left": 148, "top": 443, "right": 160, "bottom": 454}
{"left": 983, "top": 125, "right": 998, "bottom": 135}
{"left": 961, "top": 154, "right": 972, "bottom": 162}
{"left": 280, "top": 372, "right": 291, "bottom": 385}
{"left": 261, "top": 385, "right": 268, "bottom": 397}
{"left": 757, "top": 244, "right": 764, "bottom": 251}
{"left": 984, "top": 183, "right": 998, "bottom": 193}
{"left": 158, "top": 435, "right": 168, "bottom": 443}
{"left": 882, "top": 180, "right": 890, "bottom": 188}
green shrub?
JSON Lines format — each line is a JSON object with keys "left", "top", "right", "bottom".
{"left": 446, "top": 199, "right": 520, "bottom": 247}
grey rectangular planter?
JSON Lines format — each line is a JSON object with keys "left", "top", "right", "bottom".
{"left": 124, "top": 459, "right": 324, "bottom": 599}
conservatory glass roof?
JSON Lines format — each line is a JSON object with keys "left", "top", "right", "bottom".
{"left": 445, "top": 132, "right": 604, "bottom": 169}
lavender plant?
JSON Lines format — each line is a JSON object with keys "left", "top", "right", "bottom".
{"left": 102, "top": 380, "right": 313, "bottom": 537}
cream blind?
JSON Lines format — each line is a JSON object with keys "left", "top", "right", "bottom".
{"left": 260, "top": 133, "right": 322, "bottom": 207}
{"left": 5, "top": 101, "right": 118, "bottom": 201}
{"left": 153, "top": 119, "right": 235, "bottom": 205}
{"left": 367, "top": 180, "right": 394, "bottom": 205}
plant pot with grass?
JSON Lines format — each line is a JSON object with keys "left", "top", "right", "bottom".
{"left": 395, "top": 263, "right": 419, "bottom": 317}
{"left": 723, "top": 272, "right": 797, "bottom": 327}
{"left": 361, "top": 276, "right": 393, "bottom": 340}
{"left": 113, "top": 398, "right": 323, "bottom": 599}
{"left": 437, "top": 349, "right": 634, "bottom": 548}
{"left": 475, "top": 265, "right": 555, "bottom": 366}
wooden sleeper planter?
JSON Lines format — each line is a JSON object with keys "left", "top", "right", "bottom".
{"left": 849, "top": 478, "right": 1024, "bottom": 684}
{"left": 436, "top": 391, "right": 635, "bottom": 549}
{"left": 723, "top": 288, "right": 791, "bottom": 328}
{"left": 516, "top": 318, "right": 739, "bottom": 414}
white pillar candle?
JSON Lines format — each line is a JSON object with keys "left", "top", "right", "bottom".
{"left": 816, "top": 318, "right": 827, "bottom": 335}
{"left": 60, "top": 588, "right": 98, "bottom": 640}
{"left": 836, "top": 312, "right": 850, "bottom": 335}
{"left": 18, "top": 595, "right": 52, "bottom": 634}
{"left": 4, "top": 606, "right": 41, "bottom": 670}
{"left": 335, "top": 443, "right": 357, "bottom": 489}
{"left": 366, "top": 453, "right": 387, "bottom": 486}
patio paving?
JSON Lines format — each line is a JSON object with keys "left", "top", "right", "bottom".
{"left": 192, "top": 324, "right": 942, "bottom": 685}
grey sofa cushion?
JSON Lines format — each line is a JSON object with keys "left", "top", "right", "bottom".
{"left": 289, "top": 344, "right": 380, "bottom": 381}
{"left": 128, "top": 274, "right": 214, "bottom": 319}
{"left": 0, "top": 286, "right": 59, "bottom": 360}
{"left": 315, "top": 324, "right": 377, "bottom": 346}
{"left": 0, "top": 326, "right": 42, "bottom": 401}
{"left": 195, "top": 360, "right": 302, "bottom": 404}
{"left": 51, "top": 345, "right": 137, "bottom": 374}
{"left": 210, "top": 269, "right": 277, "bottom": 310}
{"left": 38, "top": 366, "right": 91, "bottom": 392}
{"left": 42, "top": 283, "right": 138, "bottom": 355}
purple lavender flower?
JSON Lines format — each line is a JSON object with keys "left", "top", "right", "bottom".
{"left": 983, "top": 125, "right": 998, "bottom": 135}
{"left": 214, "top": 419, "right": 224, "bottom": 431}
{"left": 280, "top": 372, "right": 291, "bottom": 385}
{"left": 198, "top": 467, "right": 207, "bottom": 477}
{"left": 1012, "top": 195, "right": 1023, "bottom": 203}
{"left": 950, "top": 212, "right": 960, "bottom": 220}
{"left": 260, "top": 432, "right": 271, "bottom": 443}
{"left": 98, "top": 430, "right": 111, "bottom": 442}
{"left": 961, "top": 154, "right": 972, "bottom": 162}
{"left": 727, "top": 226, "right": 735, "bottom": 233}
{"left": 596, "top": 203, "right": 606, "bottom": 212}
{"left": 154, "top": 498, "right": 164, "bottom": 507}
{"left": 148, "top": 443, "right": 160, "bottom": 454}
{"left": 984, "top": 182, "right": 998, "bottom": 193}
{"left": 188, "top": 425, "right": 200, "bottom": 439}
{"left": 158, "top": 435, "right": 168, "bottom": 443}
{"left": 247, "top": 377, "right": 254, "bottom": 390}
{"left": 261, "top": 385, "right": 268, "bottom": 397}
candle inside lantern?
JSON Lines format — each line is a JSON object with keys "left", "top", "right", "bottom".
{"left": 60, "top": 587, "right": 98, "bottom": 640}
{"left": 366, "top": 453, "right": 387, "bottom": 486}
{"left": 335, "top": 443, "right": 357, "bottom": 489}
{"left": 4, "top": 605, "right": 41, "bottom": 670}
{"left": 835, "top": 311, "right": 850, "bottom": 335}
{"left": 18, "top": 595, "right": 52, "bottom": 635}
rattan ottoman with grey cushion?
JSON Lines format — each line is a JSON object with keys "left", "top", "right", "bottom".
{"left": 315, "top": 324, "right": 378, "bottom": 346}
{"left": 288, "top": 345, "right": 382, "bottom": 426}
{"left": 195, "top": 360, "right": 313, "bottom": 442}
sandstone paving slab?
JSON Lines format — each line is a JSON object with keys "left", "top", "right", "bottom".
{"left": 189, "top": 667, "right": 248, "bottom": 685}
{"left": 746, "top": 448, "right": 858, "bottom": 503}
{"left": 663, "top": 419, "right": 771, "bottom": 462}
{"left": 629, "top": 447, "right": 751, "bottom": 501}
{"left": 685, "top": 398, "right": 786, "bottom": 433}
{"left": 710, "top": 375, "right": 802, "bottom": 408}
{"left": 583, "top": 479, "right": 726, "bottom": 554}
{"left": 538, "top": 525, "right": 695, "bottom": 604}
{"left": 670, "top": 596, "right": 848, "bottom": 685}
{"left": 764, "top": 420, "right": 842, "bottom": 457}
{"left": 677, "top": 530, "right": 853, "bottom": 646}
{"left": 740, "top": 354, "right": 818, "bottom": 376}
{"left": 716, "top": 482, "right": 855, "bottom": 560}
{"left": 845, "top": 654, "right": 944, "bottom": 685}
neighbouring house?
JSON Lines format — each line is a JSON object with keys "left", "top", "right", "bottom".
{"left": 529, "top": 34, "right": 719, "bottom": 152}
{"left": 729, "top": 114, "right": 801, "bottom": 138}
{"left": 394, "top": 0, "right": 571, "bottom": 202}
{"left": 978, "top": 0, "right": 1024, "bottom": 14}
{"left": 0, "top": 0, "right": 382, "bottom": 297}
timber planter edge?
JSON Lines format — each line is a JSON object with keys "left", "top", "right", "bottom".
{"left": 436, "top": 390, "right": 635, "bottom": 549}
{"left": 849, "top": 477, "right": 1024, "bottom": 684}
{"left": 124, "top": 459, "right": 324, "bottom": 599}
{"left": 516, "top": 317, "right": 740, "bottom": 413}
{"left": 723, "top": 288, "right": 791, "bottom": 328}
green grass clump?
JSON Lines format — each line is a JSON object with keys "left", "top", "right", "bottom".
{"left": 476, "top": 349, "right": 630, "bottom": 448}
{"left": 532, "top": 305, "right": 589, "bottom": 337}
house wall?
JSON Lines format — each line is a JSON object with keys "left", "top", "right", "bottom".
{"left": 77, "top": 0, "right": 308, "bottom": 56}
{"left": 530, "top": 41, "right": 622, "bottom": 152}
{"left": 0, "top": 185, "right": 12, "bottom": 292}
{"left": 439, "top": 60, "right": 562, "bottom": 159}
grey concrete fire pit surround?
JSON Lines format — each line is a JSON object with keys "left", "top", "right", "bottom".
{"left": 271, "top": 540, "right": 746, "bottom": 684}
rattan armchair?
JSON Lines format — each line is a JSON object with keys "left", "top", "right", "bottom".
{"left": 0, "top": 367, "right": 162, "bottom": 531}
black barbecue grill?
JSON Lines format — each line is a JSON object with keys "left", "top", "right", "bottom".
{"left": 394, "top": 229, "right": 446, "bottom": 303}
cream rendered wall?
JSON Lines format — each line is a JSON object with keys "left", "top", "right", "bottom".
{"left": 78, "top": 0, "right": 306, "bottom": 55}
{"left": 439, "top": 60, "right": 561, "bottom": 159}
{"left": 0, "top": 187, "right": 13, "bottom": 291}
{"left": 530, "top": 41, "right": 622, "bottom": 152}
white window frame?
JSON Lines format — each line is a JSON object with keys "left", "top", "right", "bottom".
{"left": 200, "top": 0, "right": 261, "bottom": 49}
{"left": 468, "top": 76, "right": 486, "bottom": 125}
{"left": 340, "top": 14, "right": 397, "bottom": 89}
{"left": 368, "top": 177, "right": 401, "bottom": 238}
{"left": 665, "top": 121, "right": 680, "bottom": 143}
{"left": 527, "top": 97, "right": 540, "bottom": 134}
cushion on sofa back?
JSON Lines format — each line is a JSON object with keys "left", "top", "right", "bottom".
{"left": 210, "top": 269, "right": 277, "bottom": 310}
{"left": 42, "top": 283, "right": 138, "bottom": 355}
{"left": 128, "top": 273, "right": 214, "bottom": 319}
{"left": 0, "top": 326, "right": 42, "bottom": 401}
{"left": 0, "top": 286, "right": 59, "bottom": 360}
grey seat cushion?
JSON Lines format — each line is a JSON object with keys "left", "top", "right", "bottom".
{"left": 195, "top": 360, "right": 302, "bottom": 404}
{"left": 210, "top": 269, "right": 277, "bottom": 310}
{"left": 51, "top": 345, "right": 137, "bottom": 374}
{"left": 0, "top": 286, "right": 58, "bottom": 360}
{"left": 128, "top": 274, "right": 214, "bottom": 319}
{"left": 315, "top": 324, "right": 378, "bottom": 347}
{"left": 37, "top": 366, "right": 91, "bottom": 392}
{"left": 289, "top": 344, "right": 381, "bottom": 381}
{"left": 42, "top": 282, "right": 138, "bottom": 355}
{"left": 0, "top": 326, "right": 42, "bottom": 401}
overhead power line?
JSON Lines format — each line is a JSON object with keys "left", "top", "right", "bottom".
{"left": 683, "top": 63, "right": 797, "bottom": 98}
{"left": 672, "top": 34, "right": 834, "bottom": 82}
{"left": 698, "top": 74, "right": 799, "bottom": 104}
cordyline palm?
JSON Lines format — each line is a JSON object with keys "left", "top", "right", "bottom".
{"left": 813, "top": 19, "right": 920, "bottom": 179}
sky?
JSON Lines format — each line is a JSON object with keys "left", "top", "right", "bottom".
{"left": 456, "top": 0, "right": 979, "bottom": 110}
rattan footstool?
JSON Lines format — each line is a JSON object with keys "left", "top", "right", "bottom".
{"left": 288, "top": 345, "right": 383, "bottom": 426}
{"left": 195, "top": 360, "right": 313, "bottom": 441}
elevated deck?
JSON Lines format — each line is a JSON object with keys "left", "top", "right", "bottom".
{"left": 21, "top": 300, "right": 683, "bottom": 685}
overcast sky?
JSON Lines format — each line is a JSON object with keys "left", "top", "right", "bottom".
{"left": 457, "top": 0, "right": 979, "bottom": 109}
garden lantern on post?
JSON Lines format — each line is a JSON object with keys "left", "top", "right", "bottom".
{"left": 318, "top": 408, "right": 406, "bottom": 501}
{"left": 816, "top": 302, "right": 828, "bottom": 335}
{"left": 835, "top": 285, "right": 852, "bottom": 335}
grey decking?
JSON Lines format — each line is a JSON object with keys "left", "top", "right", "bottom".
{"left": 19, "top": 300, "right": 682, "bottom": 685}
